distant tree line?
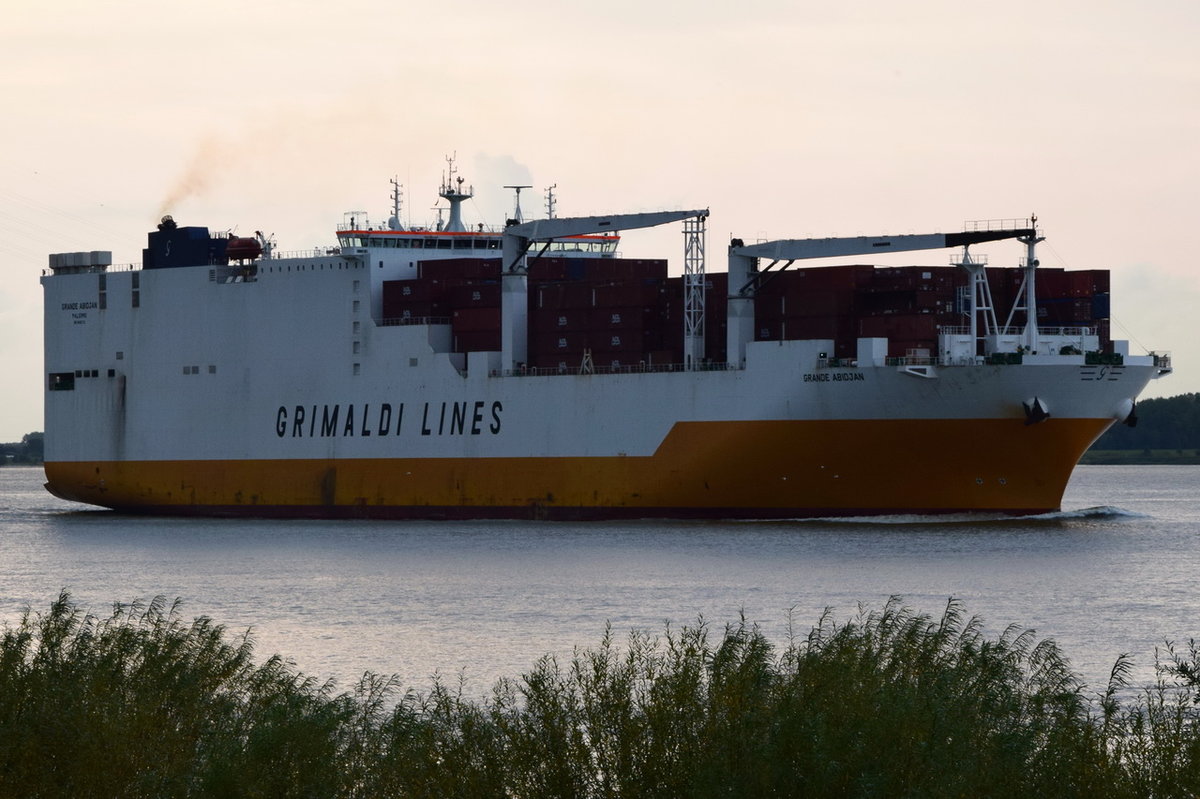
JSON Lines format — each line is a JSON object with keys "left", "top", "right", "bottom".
{"left": 0, "top": 432, "right": 42, "bottom": 465}
{"left": 1094, "top": 393, "right": 1200, "bottom": 450}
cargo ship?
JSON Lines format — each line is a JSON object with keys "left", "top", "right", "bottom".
{"left": 41, "top": 166, "right": 1171, "bottom": 518}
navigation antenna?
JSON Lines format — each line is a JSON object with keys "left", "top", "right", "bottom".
{"left": 504, "top": 185, "right": 532, "bottom": 224}
{"left": 388, "top": 176, "right": 404, "bottom": 231}
{"left": 545, "top": 184, "right": 557, "bottom": 219}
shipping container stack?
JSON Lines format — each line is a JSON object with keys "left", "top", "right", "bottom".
{"left": 380, "top": 257, "right": 502, "bottom": 330}
{"left": 380, "top": 255, "right": 1112, "bottom": 367}
{"left": 380, "top": 255, "right": 685, "bottom": 369}
{"left": 1026, "top": 268, "right": 1111, "bottom": 351}
{"left": 660, "top": 273, "right": 729, "bottom": 365}
{"left": 751, "top": 265, "right": 871, "bottom": 359}
{"left": 855, "top": 266, "right": 958, "bottom": 359}
{"left": 746, "top": 263, "right": 1111, "bottom": 360}
{"left": 528, "top": 257, "right": 674, "bottom": 371}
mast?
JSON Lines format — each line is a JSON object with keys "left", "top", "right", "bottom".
{"left": 1018, "top": 215, "right": 1045, "bottom": 352}
{"left": 387, "top": 177, "right": 404, "bottom": 231}
{"left": 504, "top": 185, "right": 533, "bottom": 224}
{"left": 956, "top": 246, "right": 997, "bottom": 355}
{"left": 439, "top": 153, "right": 474, "bottom": 233}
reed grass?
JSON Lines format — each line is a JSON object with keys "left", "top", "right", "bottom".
{"left": 2, "top": 591, "right": 1198, "bottom": 797}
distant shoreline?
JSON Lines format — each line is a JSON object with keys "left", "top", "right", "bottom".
{"left": 1078, "top": 449, "right": 1200, "bottom": 465}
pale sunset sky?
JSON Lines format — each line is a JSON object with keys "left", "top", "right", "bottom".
{"left": 1, "top": 0, "right": 1197, "bottom": 439}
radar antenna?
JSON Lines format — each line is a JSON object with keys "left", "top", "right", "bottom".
{"left": 504, "top": 185, "right": 533, "bottom": 224}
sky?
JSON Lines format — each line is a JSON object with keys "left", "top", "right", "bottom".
{"left": 2, "top": 0, "right": 1197, "bottom": 440}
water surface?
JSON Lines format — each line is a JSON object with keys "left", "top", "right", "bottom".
{"left": 1, "top": 465, "right": 1195, "bottom": 694}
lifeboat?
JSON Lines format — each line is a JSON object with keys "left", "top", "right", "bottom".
{"left": 226, "top": 237, "right": 262, "bottom": 262}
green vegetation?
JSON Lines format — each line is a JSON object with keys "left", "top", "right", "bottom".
{"left": 1093, "top": 393, "right": 1200, "bottom": 453}
{"left": 2, "top": 593, "right": 1199, "bottom": 797}
{"left": 0, "top": 431, "right": 42, "bottom": 465}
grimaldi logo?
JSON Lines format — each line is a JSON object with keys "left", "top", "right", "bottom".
{"left": 276, "top": 401, "right": 503, "bottom": 438}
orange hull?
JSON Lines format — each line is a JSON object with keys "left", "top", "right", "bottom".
{"left": 44, "top": 417, "right": 1111, "bottom": 519}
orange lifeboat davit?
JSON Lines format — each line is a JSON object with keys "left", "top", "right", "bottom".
{"left": 227, "top": 236, "right": 262, "bottom": 262}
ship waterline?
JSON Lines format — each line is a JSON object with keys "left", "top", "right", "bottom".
{"left": 45, "top": 416, "right": 1112, "bottom": 519}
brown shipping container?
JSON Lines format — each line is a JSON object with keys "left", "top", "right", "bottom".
{"left": 453, "top": 330, "right": 501, "bottom": 352}
{"left": 755, "top": 321, "right": 782, "bottom": 341}
{"left": 382, "top": 279, "right": 439, "bottom": 303}
{"left": 589, "top": 307, "right": 653, "bottom": 331}
{"left": 529, "top": 308, "right": 590, "bottom": 333}
{"left": 780, "top": 290, "right": 855, "bottom": 317}
{"left": 858, "top": 314, "right": 938, "bottom": 340}
{"left": 531, "top": 330, "right": 590, "bottom": 353}
{"left": 596, "top": 352, "right": 645, "bottom": 369}
{"left": 419, "top": 258, "right": 501, "bottom": 280}
{"left": 782, "top": 316, "right": 848, "bottom": 341}
{"left": 592, "top": 280, "right": 665, "bottom": 308}
{"left": 1031, "top": 268, "right": 1068, "bottom": 299}
{"left": 447, "top": 282, "right": 500, "bottom": 308}
{"left": 755, "top": 295, "right": 787, "bottom": 322}
{"left": 536, "top": 281, "right": 595, "bottom": 309}
{"left": 381, "top": 298, "right": 448, "bottom": 321}
{"left": 527, "top": 258, "right": 572, "bottom": 281}
{"left": 529, "top": 352, "right": 583, "bottom": 371}
{"left": 583, "top": 259, "right": 669, "bottom": 281}
{"left": 591, "top": 332, "right": 646, "bottom": 353}
{"left": 1068, "top": 269, "right": 1109, "bottom": 297}
{"left": 778, "top": 264, "right": 874, "bottom": 291}
{"left": 451, "top": 307, "right": 501, "bottom": 333}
